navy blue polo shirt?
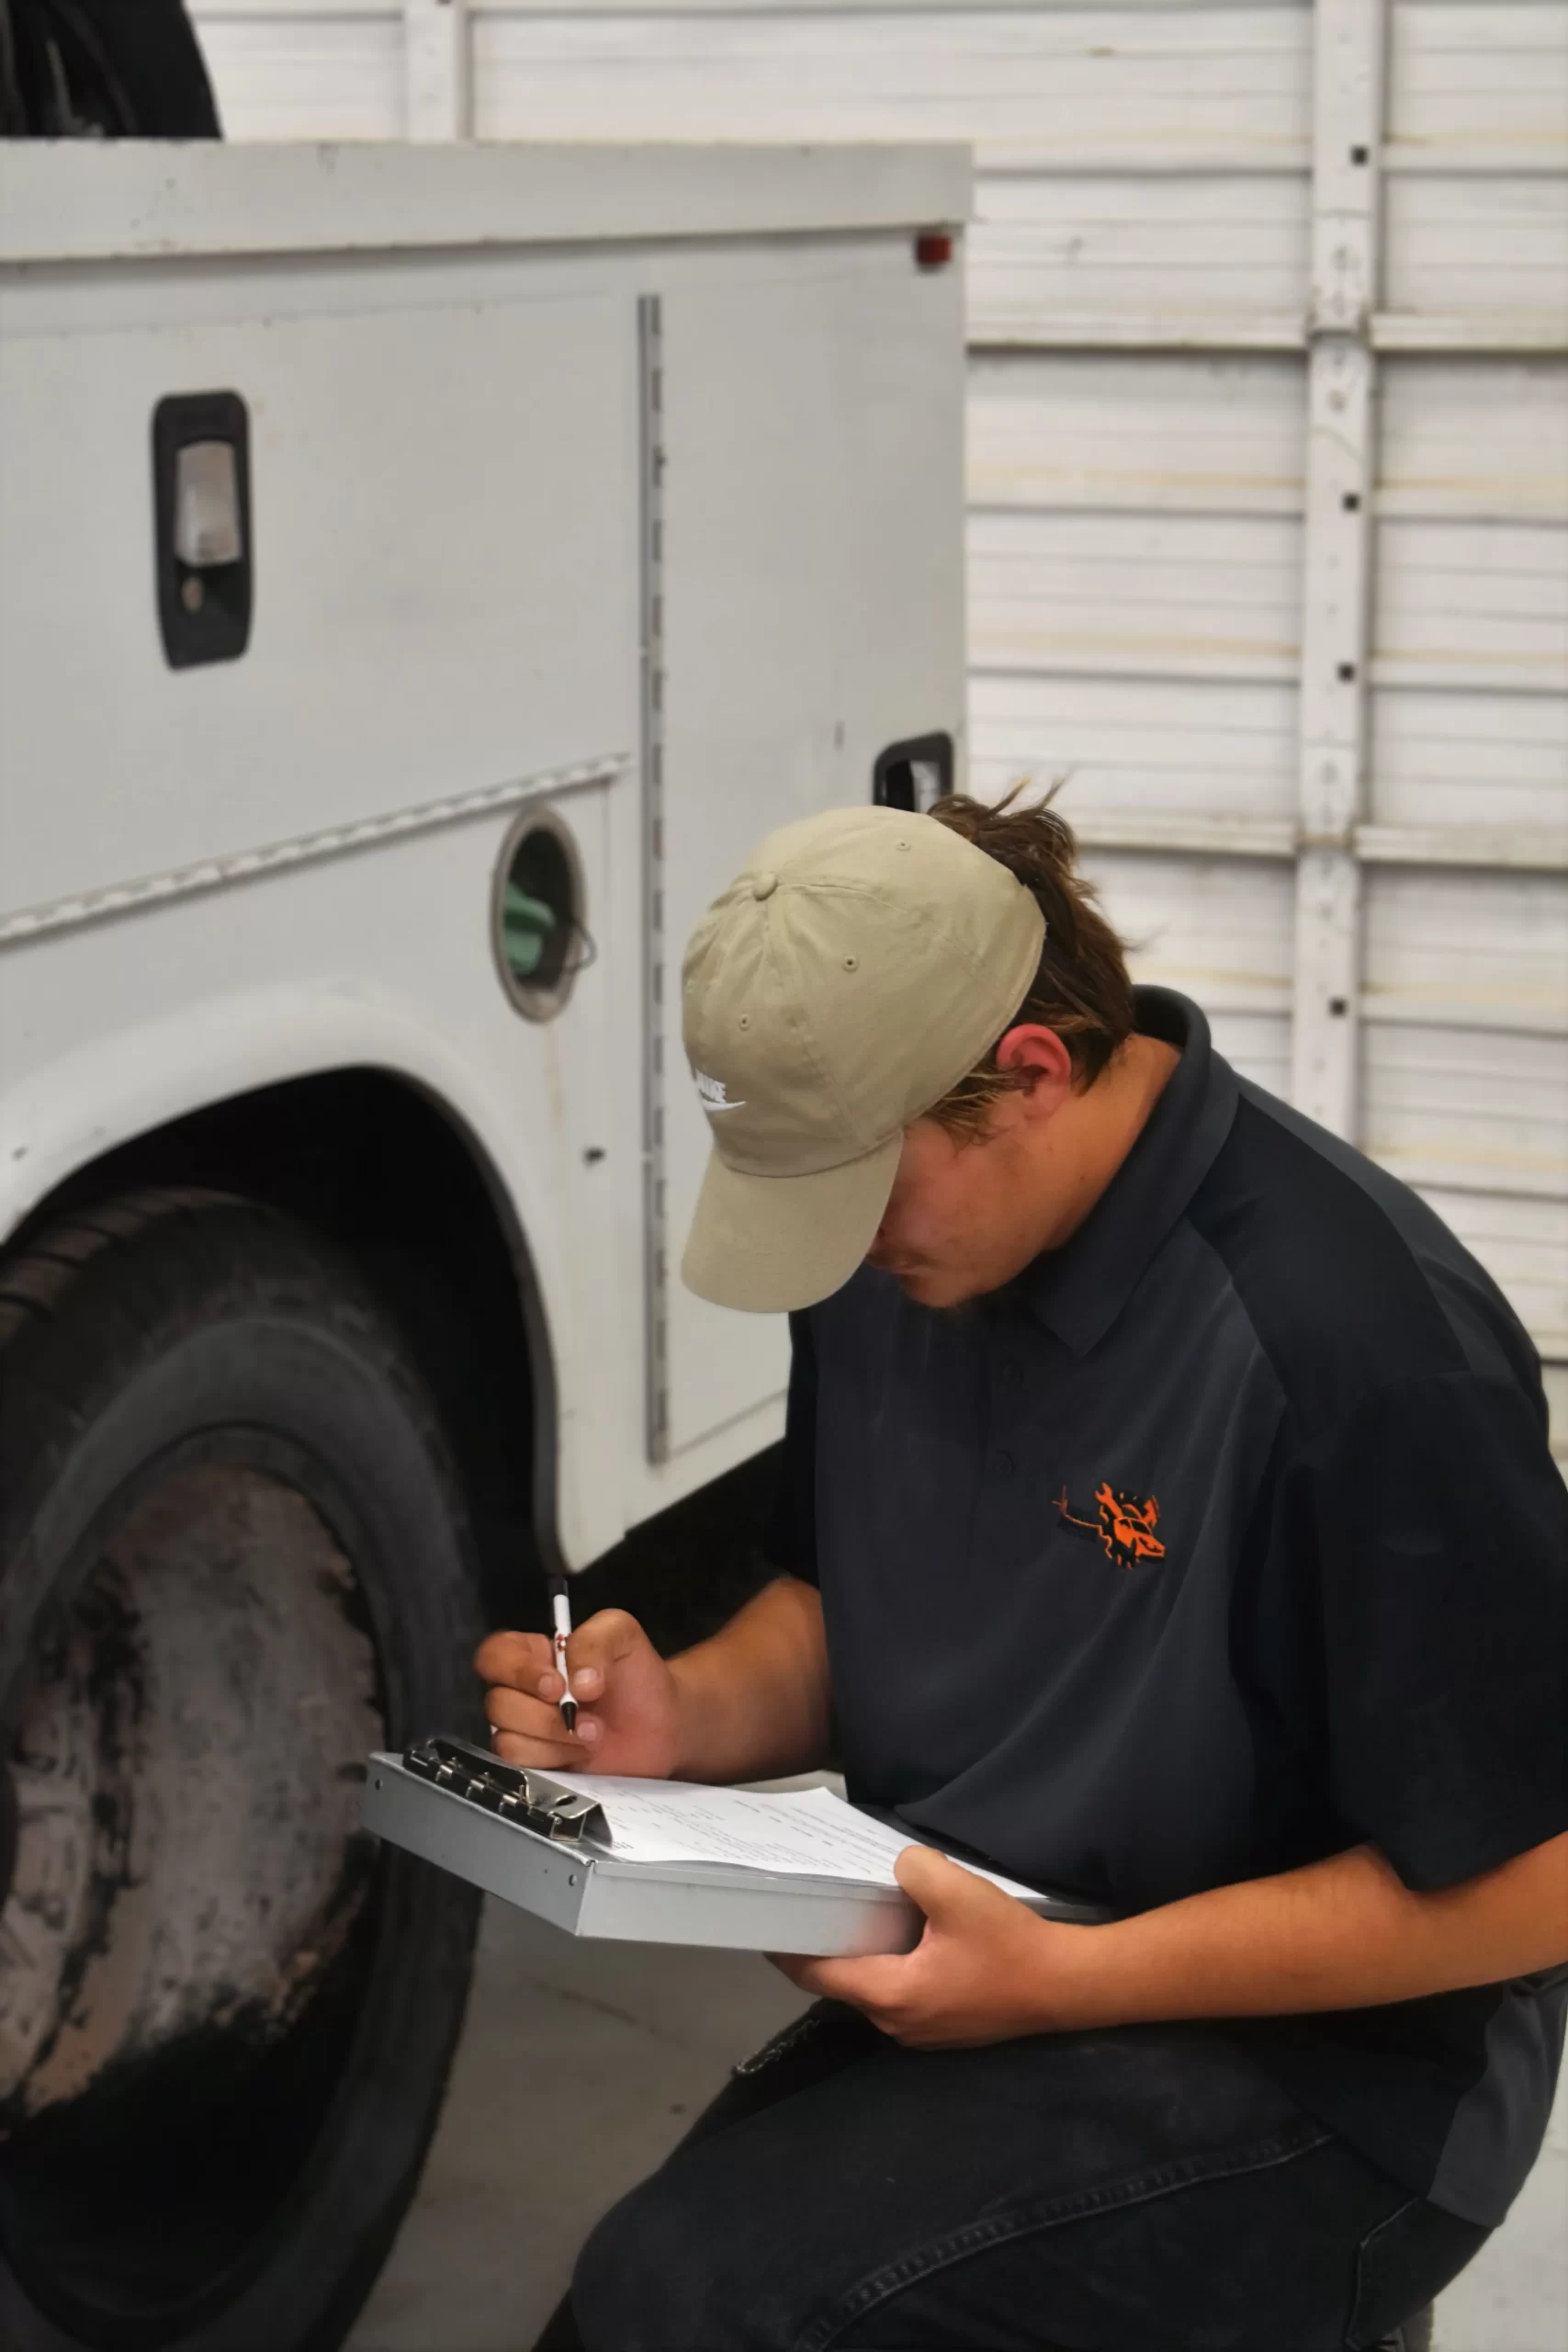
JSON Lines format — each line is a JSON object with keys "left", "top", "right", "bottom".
{"left": 770, "top": 987, "right": 1568, "bottom": 2225}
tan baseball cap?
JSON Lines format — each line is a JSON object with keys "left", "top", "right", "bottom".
{"left": 680, "top": 805, "right": 1045, "bottom": 1313}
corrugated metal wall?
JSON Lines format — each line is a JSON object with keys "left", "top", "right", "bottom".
{"left": 188, "top": 0, "right": 1568, "bottom": 1441}
{"left": 1369, "top": 6, "right": 1566, "bottom": 1408}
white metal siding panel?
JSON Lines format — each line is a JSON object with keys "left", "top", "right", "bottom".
{"left": 967, "top": 512, "right": 1301, "bottom": 684}
{"left": 1078, "top": 847, "right": 1298, "bottom": 1097}
{"left": 1365, "top": 5, "right": 1568, "bottom": 1406}
{"left": 1383, "top": 175, "right": 1568, "bottom": 326}
{"left": 1374, "top": 520, "right": 1568, "bottom": 695}
{"left": 1384, "top": 4, "right": 1568, "bottom": 342}
{"left": 194, "top": 2, "right": 405, "bottom": 139}
{"left": 1369, "top": 688, "right": 1568, "bottom": 834}
{"left": 1389, "top": 4, "right": 1568, "bottom": 166}
{"left": 1360, "top": 865, "right": 1568, "bottom": 1357}
{"left": 1427, "top": 1192, "right": 1568, "bottom": 1366}
{"left": 965, "top": 346, "right": 1303, "bottom": 1099}
{"left": 964, "top": 329, "right": 1303, "bottom": 1092}
{"left": 467, "top": 6, "right": 1311, "bottom": 165}
{"left": 1371, "top": 359, "right": 1568, "bottom": 850}
{"left": 465, "top": 12, "right": 1314, "bottom": 341}
{"left": 1359, "top": 864, "right": 1566, "bottom": 1044}
{"left": 1360, "top": 1019, "right": 1568, "bottom": 1198}
{"left": 1377, "top": 356, "right": 1568, "bottom": 524}
{"left": 969, "top": 173, "right": 1308, "bottom": 343}
{"left": 1364, "top": 353, "right": 1568, "bottom": 1378}
{"left": 969, "top": 672, "right": 1300, "bottom": 822}
{"left": 967, "top": 351, "right": 1305, "bottom": 515}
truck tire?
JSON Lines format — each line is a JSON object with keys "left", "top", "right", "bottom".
{"left": 0, "top": 1190, "right": 485, "bottom": 2351}
{"left": 0, "top": 0, "right": 220, "bottom": 138}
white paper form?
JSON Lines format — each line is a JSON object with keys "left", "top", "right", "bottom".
{"left": 544, "top": 1774, "right": 1042, "bottom": 1903}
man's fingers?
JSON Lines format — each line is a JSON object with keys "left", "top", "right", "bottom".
{"left": 474, "top": 1628, "right": 554, "bottom": 1689}
{"left": 767, "top": 1952, "right": 841, "bottom": 1998}
{"left": 478, "top": 1612, "right": 649, "bottom": 1706}
{"left": 767, "top": 1952, "right": 814, "bottom": 1991}
{"left": 484, "top": 1685, "right": 599, "bottom": 1750}
{"left": 491, "top": 1728, "right": 595, "bottom": 1772}
{"left": 766, "top": 1951, "right": 908, "bottom": 2011}
{"left": 893, "top": 1844, "right": 990, "bottom": 1917}
{"left": 564, "top": 1610, "right": 649, "bottom": 1686}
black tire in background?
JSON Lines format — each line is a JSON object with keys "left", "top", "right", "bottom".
{"left": 0, "top": 1191, "right": 485, "bottom": 2351}
{"left": 0, "top": 0, "right": 220, "bottom": 138}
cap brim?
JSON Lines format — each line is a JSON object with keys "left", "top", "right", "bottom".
{"left": 681, "top": 1132, "right": 903, "bottom": 1314}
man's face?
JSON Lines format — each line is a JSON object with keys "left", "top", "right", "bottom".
{"left": 863, "top": 1099, "right": 1050, "bottom": 1309}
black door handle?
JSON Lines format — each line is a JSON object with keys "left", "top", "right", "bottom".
{"left": 872, "top": 733, "right": 954, "bottom": 814}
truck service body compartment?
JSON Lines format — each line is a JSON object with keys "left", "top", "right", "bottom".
{"left": 0, "top": 140, "right": 969, "bottom": 1563}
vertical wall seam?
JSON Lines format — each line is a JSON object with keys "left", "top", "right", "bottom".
{"left": 639, "top": 294, "right": 671, "bottom": 1465}
{"left": 1290, "top": 0, "right": 1386, "bottom": 1137}
{"left": 403, "top": 0, "right": 470, "bottom": 141}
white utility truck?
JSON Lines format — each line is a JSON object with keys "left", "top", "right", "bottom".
{"left": 0, "top": 136, "right": 966, "bottom": 2348}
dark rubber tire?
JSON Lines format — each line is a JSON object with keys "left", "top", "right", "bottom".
{"left": 0, "top": 1190, "right": 484, "bottom": 2352}
{"left": 1, "top": 0, "right": 220, "bottom": 138}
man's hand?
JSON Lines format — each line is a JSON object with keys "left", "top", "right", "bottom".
{"left": 780, "top": 1830, "right": 1568, "bottom": 2049}
{"left": 476, "top": 1610, "right": 682, "bottom": 1779}
{"left": 773, "top": 1847, "right": 1083, "bottom": 2048}
{"left": 476, "top": 1576, "right": 833, "bottom": 1789}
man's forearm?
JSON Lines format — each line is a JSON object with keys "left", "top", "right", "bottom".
{"left": 1051, "top": 1830, "right": 1568, "bottom": 2030}
{"left": 668, "top": 1573, "right": 833, "bottom": 1785}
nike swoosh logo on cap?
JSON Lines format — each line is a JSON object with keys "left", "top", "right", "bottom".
{"left": 694, "top": 1069, "right": 747, "bottom": 1113}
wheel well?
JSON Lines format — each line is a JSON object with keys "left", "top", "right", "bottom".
{"left": 7, "top": 1070, "right": 552, "bottom": 1626}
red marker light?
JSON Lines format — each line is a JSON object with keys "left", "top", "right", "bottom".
{"left": 914, "top": 231, "right": 953, "bottom": 271}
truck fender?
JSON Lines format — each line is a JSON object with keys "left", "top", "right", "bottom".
{"left": 0, "top": 977, "right": 591, "bottom": 1572}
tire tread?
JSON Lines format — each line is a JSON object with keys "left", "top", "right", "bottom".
{"left": 0, "top": 1182, "right": 484, "bottom": 2352}
{"left": 0, "top": 1188, "right": 452, "bottom": 1538}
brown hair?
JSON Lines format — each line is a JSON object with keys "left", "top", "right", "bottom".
{"left": 927, "top": 786, "right": 1134, "bottom": 1136}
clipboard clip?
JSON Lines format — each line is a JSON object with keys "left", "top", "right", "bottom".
{"left": 404, "top": 1736, "right": 609, "bottom": 1846}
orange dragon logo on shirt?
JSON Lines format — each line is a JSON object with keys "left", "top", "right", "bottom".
{"left": 1055, "top": 1483, "right": 1167, "bottom": 1570}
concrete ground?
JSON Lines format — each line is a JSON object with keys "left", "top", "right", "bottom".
{"left": 349, "top": 1898, "right": 1566, "bottom": 2352}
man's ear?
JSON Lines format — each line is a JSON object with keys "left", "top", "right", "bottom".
{"left": 995, "top": 1023, "right": 1075, "bottom": 1111}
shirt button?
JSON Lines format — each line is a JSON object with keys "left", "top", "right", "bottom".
{"left": 999, "top": 1360, "right": 1023, "bottom": 1389}
{"left": 994, "top": 1449, "right": 1015, "bottom": 1479}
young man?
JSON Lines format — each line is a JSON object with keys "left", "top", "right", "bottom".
{"left": 480, "top": 799, "right": 1568, "bottom": 2352}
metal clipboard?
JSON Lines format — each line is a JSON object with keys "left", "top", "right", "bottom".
{"left": 361, "top": 1737, "right": 1110, "bottom": 1955}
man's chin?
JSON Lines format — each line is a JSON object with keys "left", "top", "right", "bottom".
{"left": 893, "top": 1266, "right": 977, "bottom": 1309}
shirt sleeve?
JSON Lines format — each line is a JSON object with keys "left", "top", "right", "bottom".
{"left": 761, "top": 1310, "right": 818, "bottom": 1585}
{"left": 1300, "top": 1368, "right": 1568, "bottom": 1892}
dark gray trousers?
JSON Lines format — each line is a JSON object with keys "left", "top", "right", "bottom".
{"left": 539, "top": 2007, "right": 1482, "bottom": 2352}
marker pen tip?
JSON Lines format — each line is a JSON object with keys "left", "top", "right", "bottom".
{"left": 559, "top": 1695, "right": 579, "bottom": 1733}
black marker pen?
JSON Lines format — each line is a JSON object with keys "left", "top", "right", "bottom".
{"left": 550, "top": 1576, "right": 578, "bottom": 1733}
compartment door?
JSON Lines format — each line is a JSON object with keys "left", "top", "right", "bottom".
{"left": 649, "top": 256, "right": 964, "bottom": 1460}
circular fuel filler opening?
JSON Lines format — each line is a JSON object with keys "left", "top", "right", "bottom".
{"left": 492, "top": 809, "right": 587, "bottom": 1021}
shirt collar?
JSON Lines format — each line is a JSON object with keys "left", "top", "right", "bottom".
{"left": 1011, "top": 988, "right": 1238, "bottom": 1357}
